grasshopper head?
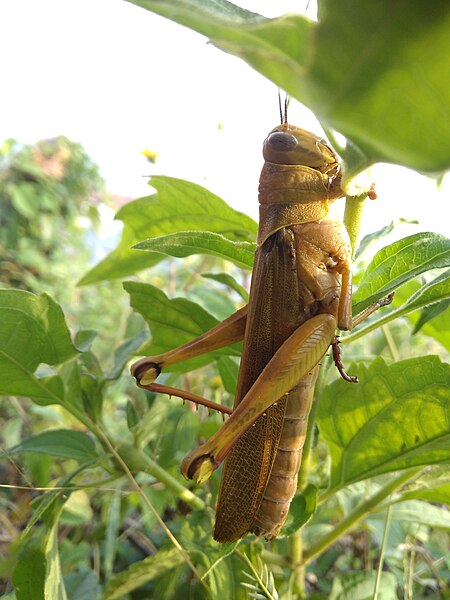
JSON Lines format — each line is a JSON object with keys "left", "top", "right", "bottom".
{"left": 263, "top": 123, "right": 339, "bottom": 176}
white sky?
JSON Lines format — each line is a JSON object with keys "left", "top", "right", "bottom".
{"left": 1, "top": 0, "right": 448, "bottom": 240}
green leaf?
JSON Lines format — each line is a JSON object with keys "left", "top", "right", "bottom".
{"left": 7, "top": 430, "right": 98, "bottom": 463}
{"left": 416, "top": 303, "right": 450, "bottom": 351}
{"left": 202, "top": 272, "right": 249, "bottom": 302}
{"left": 124, "top": 281, "right": 241, "bottom": 372}
{"left": 0, "top": 290, "right": 78, "bottom": 405}
{"left": 103, "top": 548, "right": 185, "bottom": 600}
{"left": 134, "top": 231, "right": 256, "bottom": 270}
{"left": 317, "top": 356, "right": 450, "bottom": 491}
{"left": 397, "top": 466, "right": 450, "bottom": 504}
{"left": 354, "top": 220, "right": 417, "bottom": 261}
{"left": 310, "top": 0, "right": 450, "bottom": 174}
{"left": 79, "top": 176, "right": 257, "bottom": 285}
{"left": 127, "top": 0, "right": 450, "bottom": 174}
{"left": 330, "top": 570, "right": 397, "bottom": 600}
{"left": 73, "top": 329, "right": 97, "bottom": 352}
{"left": 216, "top": 356, "right": 239, "bottom": 395}
{"left": 280, "top": 484, "right": 317, "bottom": 537}
{"left": 412, "top": 298, "right": 450, "bottom": 334}
{"left": 63, "top": 570, "right": 101, "bottom": 600}
{"left": 106, "top": 330, "right": 149, "bottom": 380}
{"left": 352, "top": 233, "right": 450, "bottom": 314}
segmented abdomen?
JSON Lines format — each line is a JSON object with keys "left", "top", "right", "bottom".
{"left": 250, "top": 368, "right": 318, "bottom": 539}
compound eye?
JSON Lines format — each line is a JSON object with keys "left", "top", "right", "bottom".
{"left": 267, "top": 131, "right": 298, "bottom": 151}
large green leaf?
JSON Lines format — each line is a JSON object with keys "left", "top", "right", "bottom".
{"left": 0, "top": 290, "right": 78, "bottom": 405}
{"left": 134, "top": 231, "right": 256, "bottom": 270}
{"left": 126, "top": 0, "right": 450, "bottom": 174}
{"left": 124, "top": 281, "right": 241, "bottom": 372}
{"left": 317, "top": 356, "right": 450, "bottom": 492}
{"left": 352, "top": 232, "right": 450, "bottom": 314}
{"left": 79, "top": 176, "right": 257, "bottom": 285}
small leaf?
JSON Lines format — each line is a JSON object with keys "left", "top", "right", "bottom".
{"left": 354, "top": 219, "right": 417, "bottom": 260}
{"left": 103, "top": 548, "right": 185, "bottom": 600}
{"left": 134, "top": 231, "right": 255, "bottom": 270}
{"left": 416, "top": 305, "right": 450, "bottom": 351}
{"left": 317, "top": 356, "right": 450, "bottom": 491}
{"left": 413, "top": 298, "right": 450, "bottom": 334}
{"left": 64, "top": 570, "right": 101, "bottom": 600}
{"left": 216, "top": 356, "right": 240, "bottom": 395}
{"left": 203, "top": 272, "right": 250, "bottom": 302}
{"left": 73, "top": 329, "right": 97, "bottom": 352}
{"left": 330, "top": 570, "right": 397, "bottom": 600}
{"left": 107, "top": 330, "right": 149, "bottom": 380}
{"left": 397, "top": 466, "right": 450, "bottom": 504}
{"left": 7, "top": 430, "right": 98, "bottom": 463}
{"left": 353, "top": 232, "right": 450, "bottom": 314}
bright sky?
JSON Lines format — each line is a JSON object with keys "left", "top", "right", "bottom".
{"left": 1, "top": 0, "right": 448, "bottom": 240}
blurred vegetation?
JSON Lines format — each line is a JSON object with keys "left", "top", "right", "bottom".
{"left": 0, "top": 1, "right": 450, "bottom": 599}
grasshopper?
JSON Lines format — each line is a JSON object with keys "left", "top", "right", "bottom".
{"left": 131, "top": 122, "right": 392, "bottom": 542}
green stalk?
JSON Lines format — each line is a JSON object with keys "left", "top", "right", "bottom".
{"left": 114, "top": 441, "right": 205, "bottom": 510}
{"left": 302, "top": 467, "right": 423, "bottom": 566}
{"left": 373, "top": 502, "right": 392, "bottom": 599}
{"left": 290, "top": 532, "right": 305, "bottom": 598}
{"left": 344, "top": 194, "right": 367, "bottom": 256}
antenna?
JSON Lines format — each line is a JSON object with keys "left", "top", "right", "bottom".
{"left": 278, "top": 90, "right": 283, "bottom": 125}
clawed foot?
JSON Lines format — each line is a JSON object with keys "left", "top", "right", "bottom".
{"left": 181, "top": 448, "right": 218, "bottom": 483}
{"left": 130, "top": 357, "right": 162, "bottom": 386}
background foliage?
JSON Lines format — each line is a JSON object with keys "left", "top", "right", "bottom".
{"left": 1, "top": 1, "right": 450, "bottom": 599}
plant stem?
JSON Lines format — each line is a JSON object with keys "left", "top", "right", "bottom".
{"left": 373, "top": 501, "right": 392, "bottom": 599}
{"left": 344, "top": 194, "right": 367, "bottom": 255}
{"left": 302, "top": 467, "right": 423, "bottom": 566}
{"left": 290, "top": 531, "right": 305, "bottom": 598}
{"left": 382, "top": 324, "right": 400, "bottom": 361}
